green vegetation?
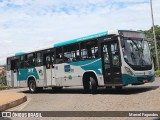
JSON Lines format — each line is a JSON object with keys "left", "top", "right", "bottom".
{"left": 0, "top": 86, "right": 9, "bottom": 90}
{"left": 0, "top": 70, "right": 8, "bottom": 90}
{"left": 155, "top": 70, "right": 160, "bottom": 77}
{"left": 0, "top": 75, "right": 7, "bottom": 86}
{"left": 142, "top": 25, "right": 160, "bottom": 70}
{"left": 0, "top": 65, "right": 7, "bottom": 86}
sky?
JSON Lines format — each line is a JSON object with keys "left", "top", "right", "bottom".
{"left": 0, "top": 0, "right": 160, "bottom": 65}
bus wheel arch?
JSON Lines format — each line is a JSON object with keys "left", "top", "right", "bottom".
{"left": 82, "top": 71, "right": 98, "bottom": 94}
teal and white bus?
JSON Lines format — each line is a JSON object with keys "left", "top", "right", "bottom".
{"left": 6, "top": 30, "right": 155, "bottom": 93}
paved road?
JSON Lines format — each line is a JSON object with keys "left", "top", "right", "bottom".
{"left": 1, "top": 78, "right": 160, "bottom": 120}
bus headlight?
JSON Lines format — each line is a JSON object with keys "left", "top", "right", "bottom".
{"left": 125, "top": 67, "right": 134, "bottom": 75}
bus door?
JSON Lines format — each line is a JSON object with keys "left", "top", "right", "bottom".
{"left": 101, "top": 40, "right": 122, "bottom": 84}
{"left": 11, "top": 59, "right": 19, "bottom": 87}
{"left": 45, "top": 53, "right": 56, "bottom": 86}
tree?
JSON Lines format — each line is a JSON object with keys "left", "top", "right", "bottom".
{"left": 142, "top": 25, "right": 160, "bottom": 70}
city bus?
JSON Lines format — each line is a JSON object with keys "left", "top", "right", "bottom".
{"left": 6, "top": 30, "right": 155, "bottom": 93}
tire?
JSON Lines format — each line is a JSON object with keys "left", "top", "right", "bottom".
{"left": 83, "top": 76, "right": 90, "bottom": 93}
{"left": 90, "top": 77, "right": 97, "bottom": 94}
{"left": 29, "top": 80, "right": 37, "bottom": 93}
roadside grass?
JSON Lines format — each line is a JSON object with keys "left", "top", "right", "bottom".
{"left": 0, "top": 86, "right": 9, "bottom": 90}
{"left": 155, "top": 70, "right": 160, "bottom": 77}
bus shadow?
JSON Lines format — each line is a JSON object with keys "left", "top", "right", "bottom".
{"left": 21, "top": 86, "right": 159, "bottom": 95}
{"left": 99, "top": 86, "right": 159, "bottom": 95}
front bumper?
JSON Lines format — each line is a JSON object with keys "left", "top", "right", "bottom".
{"left": 122, "top": 74, "right": 155, "bottom": 85}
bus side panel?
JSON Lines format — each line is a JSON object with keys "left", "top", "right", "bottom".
{"left": 68, "top": 58, "right": 104, "bottom": 86}
{"left": 54, "top": 58, "right": 104, "bottom": 86}
{"left": 13, "top": 72, "right": 18, "bottom": 87}
{"left": 18, "top": 67, "right": 40, "bottom": 87}
{"left": 55, "top": 63, "right": 83, "bottom": 86}
{"left": 18, "top": 68, "right": 28, "bottom": 87}
{"left": 6, "top": 70, "right": 12, "bottom": 87}
{"left": 9, "top": 70, "right": 19, "bottom": 87}
{"left": 17, "top": 66, "right": 45, "bottom": 87}
{"left": 35, "top": 66, "right": 45, "bottom": 87}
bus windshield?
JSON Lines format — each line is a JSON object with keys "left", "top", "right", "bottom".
{"left": 122, "top": 38, "right": 152, "bottom": 66}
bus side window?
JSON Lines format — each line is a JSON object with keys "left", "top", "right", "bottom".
{"left": 94, "top": 47, "right": 98, "bottom": 58}
{"left": 26, "top": 53, "right": 35, "bottom": 68}
{"left": 46, "top": 55, "right": 50, "bottom": 68}
{"left": 80, "top": 40, "right": 98, "bottom": 59}
{"left": 19, "top": 56, "right": 25, "bottom": 68}
{"left": 76, "top": 49, "right": 81, "bottom": 60}
{"left": 55, "top": 47, "right": 63, "bottom": 64}
{"left": 36, "top": 52, "right": 42, "bottom": 66}
{"left": 7, "top": 58, "right": 11, "bottom": 71}
{"left": 11, "top": 58, "right": 19, "bottom": 72}
{"left": 63, "top": 43, "right": 79, "bottom": 62}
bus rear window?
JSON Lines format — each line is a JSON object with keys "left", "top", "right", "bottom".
{"left": 7, "top": 58, "right": 11, "bottom": 65}
{"left": 7, "top": 58, "right": 11, "bottom": 70}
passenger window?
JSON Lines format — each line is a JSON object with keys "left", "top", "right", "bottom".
{"left": 63, "top": 43, "right": 79, "bottom": 62}
{"left": 7, "top": 58, "right": 11, "bottom": 71}
{"left": 19, "top": 56, "right": 25, "bottom": 68}
{"left": 26, "top": 53, "right": 35, "bottom": 67}
{"left": 36, "top": 52, "right": 42, "bottom": 66}
{"left": 11, "top": 59, "right": 19, "bottom": 72}
{"left": 80, "top": 40, "right": 98, "bottom": 59}
{"left": 56, "top": 47, "right": 63, "bottom": 64}
{"left": 46, "top": 55, "right": 51, "bottom": 68}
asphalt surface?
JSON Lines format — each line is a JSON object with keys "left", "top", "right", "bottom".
{"left": 1, "top": 78, "right": 160, "bottom": 120}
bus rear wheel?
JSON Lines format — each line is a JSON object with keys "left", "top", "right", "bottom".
{"left": 83, "top": 76, "right": 97, "bottom": 94}
{"left": 90, "top": 77, "right": 97, "bottom": 94}
{"left": 83, "top": 79, "right": 90, "bottom": 93}
{"left": 29, "top": 80, "right": 37, "bottom": 93}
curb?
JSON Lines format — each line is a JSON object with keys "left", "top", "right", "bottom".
{"left": 0, "top": 94, "right": 27, "bottom": 111}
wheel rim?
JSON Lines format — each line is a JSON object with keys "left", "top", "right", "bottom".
{"left": 89, "top": 81, "right": 92, "bottom": 89}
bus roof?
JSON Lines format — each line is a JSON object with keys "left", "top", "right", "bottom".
{"left": 53, "top": 31, "right": 108, "bottom": 47}
{"left": 14, "top": 30, "right": 119, "bottom": 56}
{"left": 15, "top": 52, "right": 26, "bottom": 56}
